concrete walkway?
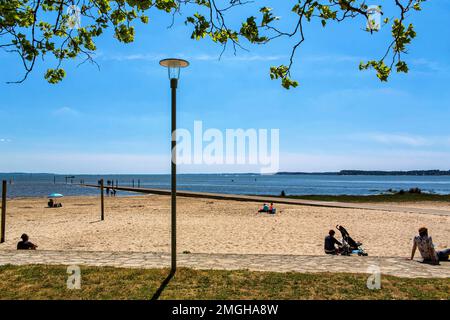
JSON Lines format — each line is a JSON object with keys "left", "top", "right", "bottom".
{"left": 1, "top": 250, "right": 449, "bottom": 279}
{"left": 83, "top": 184, "right": 450, "bottom": 216}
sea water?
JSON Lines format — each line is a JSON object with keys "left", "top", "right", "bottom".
{"left": 1, "top": 173, "right": 450, "bottom": 198}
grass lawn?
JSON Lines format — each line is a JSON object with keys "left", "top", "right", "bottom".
{"left": 278, "top": 193, "right": 450, "bottom": 203}
{"left": 0, "top": 265, "right": 448, "bottom": 300}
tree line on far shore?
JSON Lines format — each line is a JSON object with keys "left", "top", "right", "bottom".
{"left": 277, "top": 170, "right": 450, "bottom": 176}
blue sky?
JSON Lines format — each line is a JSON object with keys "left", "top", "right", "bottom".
{"left": 0, "top": 1, "right": 449, "bottom": 174}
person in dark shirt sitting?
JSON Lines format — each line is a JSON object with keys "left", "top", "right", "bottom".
{"left": 324, "top": 230, "right": 342, "bottom": 255}
{"left": 17, "top": 234, "right": 38, "bottom": 250}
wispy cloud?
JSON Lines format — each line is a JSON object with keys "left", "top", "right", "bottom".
{"left": 193, "top": 54, "right": 285, "bottom": 62}
{"left": 0, "top": 138, "right": 11, "bottom": 143}
{"left": 304, "top": 55, "right": 447, "bottom": 73}
{"left": 52, "top": 107, "right": 80, "bottom": 117}
{"left": 106, "top": 53, "right": 165, "bottom": 62}
{"left": 302, "top": 54, "right": 367, "bottom": 64}
{"left": 306, "top": 87, "right": 411, "bottom": 110}
{"left": 407, "top": 58, "right": 450, "bottom": 76}
{"left": 366, "top": 133, "right": 429, "bottom": 147}
{"left": 300, "top": 55, "right": 450, "bottom": 78}
{"left": 352, "top": 133, "right": 450, "bottom": 147}
{"left": 104, "top": 52, "right": 286, "bottom": 62}
{"left": 410, "top": 58, "right": 441, "bottom": 72}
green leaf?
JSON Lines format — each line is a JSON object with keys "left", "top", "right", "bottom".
{"left": 44, "top": 68, "right": 66, "bottom": 84}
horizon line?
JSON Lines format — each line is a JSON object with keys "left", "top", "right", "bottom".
{"left": 1, "top": 169, "right": 450, "bottom": 176}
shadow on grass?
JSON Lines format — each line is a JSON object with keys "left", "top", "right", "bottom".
{"left": 150, "top": 269, "right": 175, "bottom": 300}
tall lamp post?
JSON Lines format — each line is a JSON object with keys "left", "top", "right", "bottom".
{"left": 159, "top": 58, "right": 189, "bottom": 273}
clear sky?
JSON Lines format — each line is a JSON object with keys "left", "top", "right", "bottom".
{"left": 1, "top": 1, "right": 449, "bottom": 174}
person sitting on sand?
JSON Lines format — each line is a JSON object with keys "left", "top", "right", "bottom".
{"left": 258, "top": 203, "right": 269, "bottom": 213}
{"left": 324, "top": 230, "right": 342, "bottom": 255}
{"left": 410, "top": 227, "right": 450, "bottom": 265}
{"left": 48, "top": 199, "right": 62, "bottom": 208}
{"left": 17, "top": 234, "right": 38, "bottom": 250}
{"left": 49, "top": 200, "right": 62, "bottom": 208}
{"left": 268, "top": 202, "right": 276, "bottom": 214}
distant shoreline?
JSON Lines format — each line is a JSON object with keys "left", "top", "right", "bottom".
{"left": 276, "top": 170, "right": 450, "bottom": 176}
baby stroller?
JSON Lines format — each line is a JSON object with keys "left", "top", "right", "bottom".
{"left": 336, "top": 225, "right": 368, "bottom": 256}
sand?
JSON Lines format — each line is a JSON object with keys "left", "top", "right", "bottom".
{"left": 0, "top": 195, "right": 449, "bottom": 257}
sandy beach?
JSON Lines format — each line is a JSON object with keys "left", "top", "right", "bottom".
{"left": 0, "top": 195, "right": 449, "bottom": 257}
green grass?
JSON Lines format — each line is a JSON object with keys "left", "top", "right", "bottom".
{"left": 276, "top": 193, "right": 450, "bottom": 203}
{"left": 0, "top": 265, "right": 448, "bottom": 300}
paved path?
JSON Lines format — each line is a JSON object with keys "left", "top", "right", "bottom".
{"left": 83, "top": 184, "right": 450, "bottom": 216}
{"left": 1, "top": 250, "right": 449, "bottom": 279}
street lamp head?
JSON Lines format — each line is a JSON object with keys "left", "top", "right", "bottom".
{"left": 159, "top": 58, "right": 189, "bottom": 80}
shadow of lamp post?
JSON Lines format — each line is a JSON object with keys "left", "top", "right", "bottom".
{"left": 159, "top": 58, "right": 189, "bottom": 273}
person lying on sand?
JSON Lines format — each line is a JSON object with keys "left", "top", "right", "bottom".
{"left": 258, "top": 203, "right": 269, "bottom": 213}
{"left": 324, "top": 230, "right": 342, "bottom": 255}
{"left": 17, "top": 234, "right": 38, "bottom": 250}
{"left": 410, "top": 227, "right": 450, "bottom": 265}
